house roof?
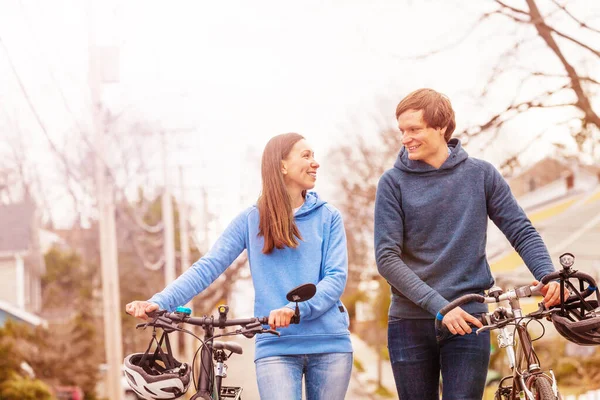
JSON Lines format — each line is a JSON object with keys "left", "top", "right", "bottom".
{"left": 0, "top": 299, "right": 47, "bottom": 328}
{"left": 0, "top": 201, "right": 35, "bottom": 253}
{"left": 511, "top": 156, "right": 600, "bottom": 182}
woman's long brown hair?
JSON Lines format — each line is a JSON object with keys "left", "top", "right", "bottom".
{"left": 257, "top": 133, "right": 305, "bottom": 254}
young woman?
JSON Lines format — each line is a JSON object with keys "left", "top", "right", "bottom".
{"left": 126, "top": 133, "right": 353, "bottom": 400}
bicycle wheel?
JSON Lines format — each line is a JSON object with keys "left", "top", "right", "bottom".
{"left": 531, "top": 377, "right": 558, "bottom": 400}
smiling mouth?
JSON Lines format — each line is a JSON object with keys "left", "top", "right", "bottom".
{"left": 307, "top": 172, "right": 317, "bottom": 178}
{"left": 407, "top": 145, "right": 421, "bottom": 151}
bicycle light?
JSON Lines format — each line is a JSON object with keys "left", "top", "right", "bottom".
{"left": 218, "top": 305, "right": 229, "bottom": 316}
{"left": 559, "top": 252, "right": 575, "bottom": 269}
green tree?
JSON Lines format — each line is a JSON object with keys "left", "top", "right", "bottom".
{"left": 0, "top": 372, "right": 54, "bottom": 400}
{"left": 38, "top": 247, "right": 101, "bottom": 400}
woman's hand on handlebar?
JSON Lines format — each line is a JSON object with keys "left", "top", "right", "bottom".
{"left": 533, "top": 280, "right": 569, "bottom": 308}
{"left": 268, "top": 307, "right": 296, "bottom": 330}
{"left": 126, "top": 300, "right": 159, "bottom": 320}
{"left": 442, "top": 306, "right": 483, "bottom": 335}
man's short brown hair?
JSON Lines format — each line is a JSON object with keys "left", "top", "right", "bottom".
{"left": 395, "top": 88, "right": 456, "bottom": 142}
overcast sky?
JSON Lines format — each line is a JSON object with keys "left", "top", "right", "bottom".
{"left": 0, "top": 0, "right": 598, "bottom": 232}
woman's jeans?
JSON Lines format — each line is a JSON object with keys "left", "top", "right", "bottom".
{"left": 388, "top": 317, "right": 490, "bottom": 400}
{"left": 255, "top": 352, "right": 353, "bottom": 400}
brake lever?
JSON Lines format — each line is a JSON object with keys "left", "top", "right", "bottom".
{"left": 476, "top": 325, "right": 494, "bottom": 335}
{"left": 136, "top": 315, "right": 179, "bottom": 332}
{"left": 239, "top": 325, "right": 262, "bottom": 338}
{"left": 528, "top": 302, "right": 549, "bottom": 318}
{"left": 263, "top": 328, "right": 281, "bottom": 337}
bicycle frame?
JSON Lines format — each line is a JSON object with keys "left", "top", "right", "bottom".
{"left": 494, "top": 297, "right": 559, "bottom": 400}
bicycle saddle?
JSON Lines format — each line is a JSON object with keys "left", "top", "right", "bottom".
{"left": 213, "top": 341, "right": 243, "bottom": 355}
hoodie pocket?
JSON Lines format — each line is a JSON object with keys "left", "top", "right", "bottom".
{"left": 337, "top": 301, "right": 350, "bottom": 330}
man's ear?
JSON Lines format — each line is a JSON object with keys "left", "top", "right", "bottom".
{"left": 439, "top": 126, "right": 447, "bottom": 138}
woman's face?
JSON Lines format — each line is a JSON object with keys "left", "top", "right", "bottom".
{"left": 281, "top": 139, "right": 320, "bottom": 192}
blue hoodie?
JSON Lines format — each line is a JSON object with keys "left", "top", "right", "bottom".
{"left": 149, "top": 192, "right": 352, "bottom": 360}
{"left": 374, "top": 139, "right": 555, "bottom": 319}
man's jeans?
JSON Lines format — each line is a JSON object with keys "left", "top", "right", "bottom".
{"left": 255, "top": 352, "right": 353, "bottom": 400}
{"left": 388, "top": 317, "right": 490, "bottom": 400}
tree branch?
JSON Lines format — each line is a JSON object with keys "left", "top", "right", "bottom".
{"left": 463, "top": 83, "right": 574, "bottom": 138}
{"left": 494, "top": 0, "right": 529, "bottom": 16}
{"left": 549, "top": 27, "right": 600, "bottom": 58}
{"left": 395, "top": 12, "right": 493, "bottom": 60}
{"left": 550, "top": 0, "right": 600, "bottom": 35}
{"left": 525, "top": 0, "right": 600, "bottom": 129}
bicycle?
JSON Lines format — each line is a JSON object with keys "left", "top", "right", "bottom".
{"left": 124, "top": 283, "right": 316, "bottom": 400}
{"left": 435, "top": 253, "right": 600, "bottom": 400}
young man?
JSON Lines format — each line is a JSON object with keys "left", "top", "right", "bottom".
{"left": 374, "top": 88, "right": 563, "bottom": 400}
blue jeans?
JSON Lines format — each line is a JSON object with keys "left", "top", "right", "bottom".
{"left": 388, "top": 318, "right": 490, "bottom": 400}
{"left": 255, "top": 352, "right": 353, "bottom": 400}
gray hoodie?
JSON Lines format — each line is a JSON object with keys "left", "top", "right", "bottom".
{"left": 374, "top": 138, "right": 555, "bottom": 319}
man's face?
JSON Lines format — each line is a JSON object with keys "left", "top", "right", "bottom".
{"left": 397, "top": 109, "right": 447, "bottom": 167}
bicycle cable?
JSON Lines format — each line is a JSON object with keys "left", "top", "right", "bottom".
{"left": 190, "top": 332, "right": 239, "bottom": 394}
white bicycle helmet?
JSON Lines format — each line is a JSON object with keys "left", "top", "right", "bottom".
{"left": 123, "top": 332, "right": 191, "bottom": 399}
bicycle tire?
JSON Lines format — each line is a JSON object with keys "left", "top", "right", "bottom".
{"left": 532, "top": 377, "right": 558, "bottom": 400}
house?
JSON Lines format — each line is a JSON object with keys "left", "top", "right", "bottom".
{"left": 489, "top": 155, "right": 600, "bottom": 289}
{"left": 0, "top": 299, "right": 47, "bottom": 328}
{"left": 507, "top": 156, "right": 600, "bottom": 212}
{"left": 0, "top": 200, "right": 45, "bottom": 326}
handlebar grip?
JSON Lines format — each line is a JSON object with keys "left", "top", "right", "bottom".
{"left": 146, "top": 310, "right": 163, "bottom": 319}
{"left": 541, "top": 271, "right": 561, "bottom": 285}
{"left": 434, "top": 294, "right": 486, "bottom": 339}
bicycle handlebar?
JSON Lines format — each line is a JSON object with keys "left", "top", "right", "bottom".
{"left": 137, "top": 309, "right": 299, "bottom": 338}
{"left": 434, "top": 269, "right": 599, "bottom": 340}
{"left": 150, "top": 310, "right": 270, "bottom": 327}
{"left": 541, "top": 270, "right": 599, "bottom": 304}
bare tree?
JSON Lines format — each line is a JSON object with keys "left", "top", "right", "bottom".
{"left": 329, "top": 105, "right": 402, "bottom": 295}
{"left": 440, "top": 0, "right": 599, "bottom": 172}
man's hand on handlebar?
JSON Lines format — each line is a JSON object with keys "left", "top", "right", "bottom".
{"left": 533, "top": 280, "right": 569, "bottom": 308}
{"left": 268, "top": 307, "right": 296, "bottom": 330}
{"left": 126, "top": 300, "right": 159, "bottom": 320}
{"left": 442, "top": 306, "right": 484, "bottom": 335}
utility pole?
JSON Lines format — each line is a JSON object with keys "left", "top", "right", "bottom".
{"left": 88, "top": 2, "right": 123, "bottom": 399}
{"left": 161, "top": 131, "right": 178, "bottom": 354}
{"left": 178, "top": 166, "right": 195, "bottom": 369}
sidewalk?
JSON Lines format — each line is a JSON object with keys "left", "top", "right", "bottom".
{"left": 350, "top": 334, "right": 398, "bottom": 399}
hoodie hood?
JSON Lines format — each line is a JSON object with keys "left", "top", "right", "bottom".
{"left": 295, "top": 191, "right": 327, "bottom": 219}
{"left": 394, "top": 138, "right": 468, "bottom": 174}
